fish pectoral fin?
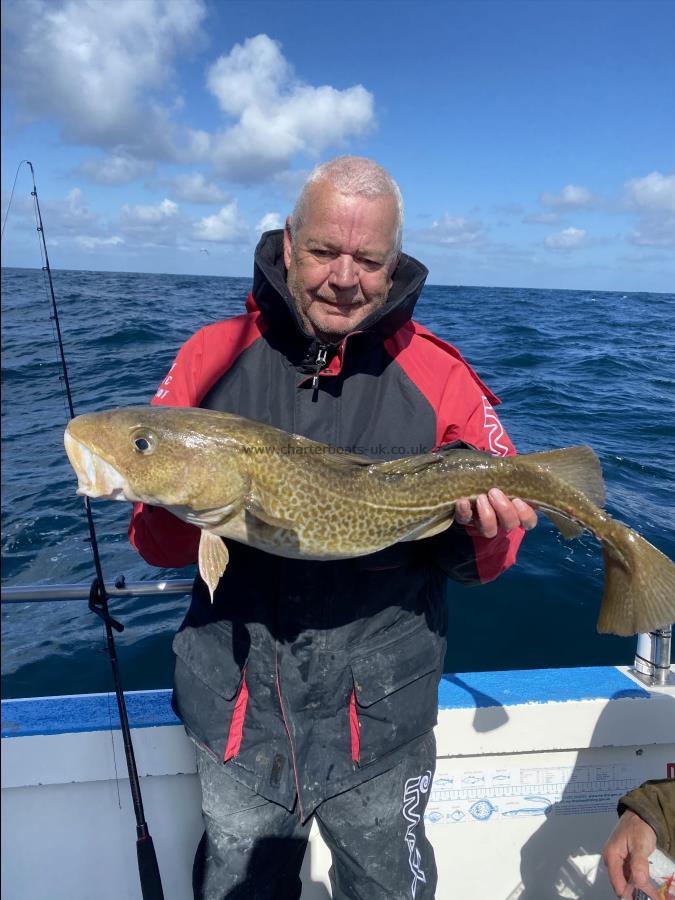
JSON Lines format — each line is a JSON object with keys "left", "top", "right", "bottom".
{"left": 540, "top": 508, "right": 584, "bottom": 540}
{"left": 198, "top": 531, "right": 230, "bottom": 604}
{"left": 523, "top": 446, "right": 606, "bottom": 508}
{"left": 245, "top": 498, "right": 295, "bottom": 531}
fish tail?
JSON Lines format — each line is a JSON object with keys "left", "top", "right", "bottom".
{"left": 597, "top": 530, "right": 675, "bottom": 636}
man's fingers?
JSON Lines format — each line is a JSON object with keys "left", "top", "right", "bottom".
{"left": 512, "top": 497, "right": 538, "bottom": 530}
{"left": 475, "top": 494, "right": 498, "bottom": 538}
{"left": 454, "top": 493, "right": 538, "bottom": 536}
{"left": 454, "top": 498, "right": 473, "bottom": 525}
{"left": 601, "top": 811, "right": 660, "bottom": 900}
{"left": 603, "top": 848, "right": 628, "bottom": 897}
{"left": 487, "top": 489, "right": 521, "bottom": 532}
{"left": 631, "top": 861, "right": 660, "bottom": 900}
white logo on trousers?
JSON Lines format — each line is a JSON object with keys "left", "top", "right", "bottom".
{"left": 402, "top": 770, "right": 431, "bottom": 898}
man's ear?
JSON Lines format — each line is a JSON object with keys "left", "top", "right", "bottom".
{"left": 283, "top": 217, "right": 293, "bottom": 269}
{"left": 387, "top": 251, "right": 401, "bottom": 291}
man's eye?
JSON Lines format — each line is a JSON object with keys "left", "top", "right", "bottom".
{"left": 356, "top": 258, "right": 381, "bottom": 270}
{"left": 313, "top": 249, "right": 336, "bottom": 259}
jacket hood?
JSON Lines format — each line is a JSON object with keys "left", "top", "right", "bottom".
{"left": 251, "top": 230, "right": 429, "bottom": 350}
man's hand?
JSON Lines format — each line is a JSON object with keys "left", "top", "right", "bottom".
{"left": 602, "top": 809, "right": 659, "bottom": 899}
{"left": 454, "top": 489, "right": 537, "bottom": 538}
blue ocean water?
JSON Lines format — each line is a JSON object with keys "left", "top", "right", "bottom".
{"left": 2, "top": 267, "right": 674, "bottom": 699}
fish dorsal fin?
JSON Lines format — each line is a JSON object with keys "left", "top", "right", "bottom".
{"left": 372, "top": 451, "right": 450, "bottom": 478}
{"left": 523, "top": 446, "right": 606, "bottom": 508}
{"left": 281, "top": 433, "right": 374, "bottom": 470}
{"left": 372, "top": 445, "right": 490, "bottom": 479}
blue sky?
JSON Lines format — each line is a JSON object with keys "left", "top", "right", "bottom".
{"left": 2, "top": 0, "right": 674, "bottom": 291}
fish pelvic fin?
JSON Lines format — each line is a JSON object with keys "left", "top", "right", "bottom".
{"left": 524, "top": 446, "right": 606, "bottom": 508}
{"left": 597, "top": 532, "right": 675, "bottom": 636}
{"left": 405, "top": 514, "right": 455, "bottom": 541}
{"left": 198, "top": 531, "right": 230, "bottom": 604}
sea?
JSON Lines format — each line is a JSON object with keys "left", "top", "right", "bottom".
{"left": 1, "top": 267, "right": 674, "bottom": 700}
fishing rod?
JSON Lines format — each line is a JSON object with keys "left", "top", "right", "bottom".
{"left": 14, "top": 161, "right": 165, "bottom": 900}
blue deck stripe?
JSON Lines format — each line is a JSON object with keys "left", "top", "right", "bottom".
{"left": 1, "top": 689, "right": 178, "bottom": 738}
{"left": 1, "top": 667, "right": 648, "bottom": 738}
{"left": 438, "top": 666, "right": 648, "bottom": 709}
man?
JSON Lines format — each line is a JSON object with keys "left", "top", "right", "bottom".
{"left": 129, "top": 156, "right": 536, "bottom": 899}
{"left": 602, "top": 779, "right": 675, "bottom": 899}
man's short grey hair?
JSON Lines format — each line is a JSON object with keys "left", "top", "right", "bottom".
{"left": 291, "top": 156, "right": 404, "bottom": 256}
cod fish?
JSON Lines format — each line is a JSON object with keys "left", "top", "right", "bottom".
{"left": 64, "top": 406, "right": 675, "bottom": 636}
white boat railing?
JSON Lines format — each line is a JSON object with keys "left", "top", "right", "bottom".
{"left": 1, "top": 578, "right": 672, "bottom": 685}
{"left": 0, "top": 577, "right": 193, "bottom": 603}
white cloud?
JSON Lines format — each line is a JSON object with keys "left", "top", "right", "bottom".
{"left": 2, "top": 0, "right": 206, "bottom": 154}
{"left": 410, "top": 214, "right": 484, "bottom": 247}
{"left": 621, "top": 172, "right": 675, "bottom": 248}
{"left": 540, "top": 185, "right": 595, "bottom": 209}
{"left": 4, "top": 19, "right": 373, "bottom": 183}
{"left": 194, "top": 202, "right": 248, "bottom": 243}
{"left": 121, "top": 198, "right": 178, "bottom": 225}
{"left": 78, "top": 155, "right": 154, "bottom": 185}
{"left": 545, "top": 226, "right": 587, "bottom": 251}
{"left": 255, "top": 212, "right": 283, "bottom": 234}
{"left": 627, "top": 217, "right": 675, "bottom": 248}
{"left": 117, "top": 197, "right": 183, "bottom": 247}
{"left": 169, "top": 173, "right": 228, "bottom": 204}
{"left": 76, "top": 235, "right": 124, "bottom": 249}
{"left": 624, "top": 171, "right": 675, "bottom": 214}
{"left": 40, "top": 187, "right": 99, "bottom": 235}
{"left": 203, "top": 35, "right": 375, "bottom": 182}
{"left": 523, "top": 211, "right": 561, "bottom": 225}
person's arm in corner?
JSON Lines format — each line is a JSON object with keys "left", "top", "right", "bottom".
{"left": 602, "top": 779, "right": 675, "bottom": 899}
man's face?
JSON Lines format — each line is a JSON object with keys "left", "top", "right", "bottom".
{"left": 284, "top": 181, "right": 399, "bottom": 345}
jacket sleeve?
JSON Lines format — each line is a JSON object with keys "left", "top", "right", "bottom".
{"left": 617, "top": 779, "right": 675, "bottom": 858}
{"left": 430, "top": 382, "right": 525, "bottom": 585}
{"left": 127, "top": 331, "right": 206, "bottom": 568}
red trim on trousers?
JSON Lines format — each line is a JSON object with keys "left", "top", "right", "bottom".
{"left": 223, "top": 673, "right": 249, "bottom": 761}
{"left": 349, "top": 689, "right": 360, "bottom": 764}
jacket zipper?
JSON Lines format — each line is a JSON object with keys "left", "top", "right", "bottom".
{"left": 311, "top": 345, "right": 329, "bottom": 401}
{"left": 274, "top": 643, "right": 304, "bottom": 820}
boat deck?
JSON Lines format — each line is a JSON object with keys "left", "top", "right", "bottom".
{"left": 3, "top": 664, "right": 674, "bottom": 898}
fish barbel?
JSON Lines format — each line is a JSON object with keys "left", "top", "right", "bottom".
{"left": 64, "top": 405, "right": 675, "bottom": 636}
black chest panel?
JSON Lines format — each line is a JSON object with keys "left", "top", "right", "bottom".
{"left": 200, "top": 330, "right": 437, "bottom": 461}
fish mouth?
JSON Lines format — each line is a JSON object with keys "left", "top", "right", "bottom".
{"left": 64, "top": 429, "right": 131, "bottom": 501}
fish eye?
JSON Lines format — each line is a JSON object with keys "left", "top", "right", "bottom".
{"left": 131, "top": 431, "right": 156, "bottom": 454}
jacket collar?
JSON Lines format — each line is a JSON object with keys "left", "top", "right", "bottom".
{"left": 250, "top": 230, "right": 429, "bottom": 359}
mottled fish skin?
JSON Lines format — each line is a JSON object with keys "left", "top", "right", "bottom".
{"left": 64, "top": 406, "right": 675, "bottom": 636}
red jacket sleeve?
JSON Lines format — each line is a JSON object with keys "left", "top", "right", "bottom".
{"left": 128, "top": 310, "right": 266, "bottom": 568}
{"left": 128, "top": 330, "right": 206, "bottom": 567}
{"left": 440, "top": 392, "right": 524, "bottom": 584}
{"left": 385, "top": 321, "right": 524, "bottom": 585}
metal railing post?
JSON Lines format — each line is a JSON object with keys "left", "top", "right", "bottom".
{"left": 633, "top": 626, "right": 673, "bottom": 686}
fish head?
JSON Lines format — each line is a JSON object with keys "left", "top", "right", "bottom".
{"left": 64, "top": 406, "right": 248, "bottom": 509}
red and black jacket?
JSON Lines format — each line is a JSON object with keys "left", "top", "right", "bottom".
{"left": 129, "top": 230, "right": 523, "bottom": 819}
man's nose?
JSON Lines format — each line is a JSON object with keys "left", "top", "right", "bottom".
{"left": 328, "top": 255, "right": 359, "bottom": 288}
